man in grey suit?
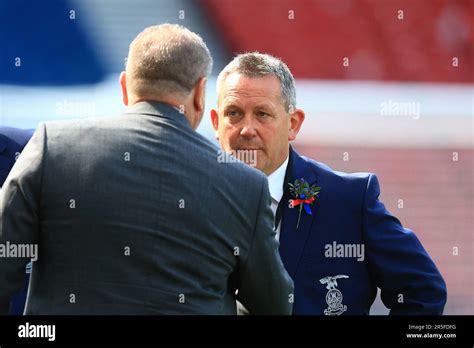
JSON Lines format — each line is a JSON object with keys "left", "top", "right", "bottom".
{"left": 0, "top": 24, "right": 293, "bottom": 315}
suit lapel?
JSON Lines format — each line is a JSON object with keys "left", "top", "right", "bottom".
{"left": 278, "top": 147, "right": 318, "bottom": 278}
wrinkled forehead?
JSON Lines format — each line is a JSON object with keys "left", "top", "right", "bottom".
{"left": 218, "top": 73, "right": 284, "bottom": 107}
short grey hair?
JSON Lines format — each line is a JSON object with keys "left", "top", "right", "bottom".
{"left": 126, "top": 24, "right": 213, "bottom": 96}
{"left": 217, "top": 52, "right": 296, "bottom": 112}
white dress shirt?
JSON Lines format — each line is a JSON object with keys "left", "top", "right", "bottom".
{"left": 267, "top": 157, "right": 289, "bottom": 240}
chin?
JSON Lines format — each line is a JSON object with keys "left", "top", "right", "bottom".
{"left": 253, "top": 156, "right": 267, "bottom": 173}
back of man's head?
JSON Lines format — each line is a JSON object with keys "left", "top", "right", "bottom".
{"left": 125, "top": 24, "right": 212, "bottom": 98}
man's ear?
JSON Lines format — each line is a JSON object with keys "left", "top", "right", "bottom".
{"left": 288, "top": 109, "right": 305, "bottom": 141}
{"left": 210, "top": 108, "right": 220, "bottom": 139}
{"left": 193, "top": 77, "right": 207, "bottom": 113}
{"left": 120, "top": 71, "right": 128, "bottom": 106}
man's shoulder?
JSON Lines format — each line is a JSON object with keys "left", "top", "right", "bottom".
{"left": 298, "top": 152, "right": 372, "bottom": 182}
{"left": 43, "top": 115, "right": 267, "bottom": 183}
{"left": 41, "top": 116, "right": 123, "bottom": 133}
{"left": 0, "top": 126, "right": 34, "bottom": 148}
{"left": 294, "top": 151, "right": 375, "bottom": 198}
{"left": 208, "top": 144, "right": 267, "bottom": 187}
{"left": 39, "top": 115, "right": 146, "bottom": 146}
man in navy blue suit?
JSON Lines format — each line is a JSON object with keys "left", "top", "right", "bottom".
{"left": 211, "top": 52, "right": 447, "bottom": 315}
{"left": 0, "top": 126, "right": 34, "bottom": 314}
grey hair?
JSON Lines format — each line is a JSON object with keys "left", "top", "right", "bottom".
{"left": 126, "top": 24, "right": 213, "bottom": 96}
{"left": 217, "top": 52, "right": 296, "bottom": 112}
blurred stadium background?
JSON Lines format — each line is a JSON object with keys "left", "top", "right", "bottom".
{"left": 1, "top": 0, "right": 472, "bottom": 314}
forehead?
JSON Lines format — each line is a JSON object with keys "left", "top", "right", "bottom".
{"left": 219, "top": 73, "right": 282, "bottom": 105}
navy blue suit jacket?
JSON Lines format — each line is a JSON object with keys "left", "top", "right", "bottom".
{"left": 277, "top": 148, "right": 447, "bottom": 315}
{"left": 0, "top": 126, "right": 34, "bottom": 314}
{"left": 0, "top": 127, "right": 34, "bottom": 185}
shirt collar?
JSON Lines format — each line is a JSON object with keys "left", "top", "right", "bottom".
{"left": 267, "top": 156, "right": 289, "bottom": 203}
{"left": 124, "top": 101, "right": 191, "bottom": 129}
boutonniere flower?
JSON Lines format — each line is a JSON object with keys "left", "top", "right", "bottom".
{"left": 288, "top": 178, "right": 321, "bottom": 229}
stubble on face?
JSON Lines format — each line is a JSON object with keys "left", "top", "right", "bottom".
{"left": 216, "top": 73, "right": 291, "bottom": 175}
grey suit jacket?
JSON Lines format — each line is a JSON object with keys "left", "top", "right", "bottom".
{"left": 0, "top": 101, "right": 293, "bottom": 315}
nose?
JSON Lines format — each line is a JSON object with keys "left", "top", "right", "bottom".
{"left": 240, "top": 116, "right": 257, "bottom": 139}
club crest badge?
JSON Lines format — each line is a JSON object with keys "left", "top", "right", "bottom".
{"left": 319, "top": 275, "right": 349, "bottom": 316}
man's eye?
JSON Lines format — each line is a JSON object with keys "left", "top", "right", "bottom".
{"left": 257, "top": 111, "right": 269, "bottom": 118}
{"left": 226, "top": 110, "right": 240, "bottom": 117}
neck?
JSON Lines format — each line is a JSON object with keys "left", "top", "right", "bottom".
{"left": 266, "top": 152, "right": 290, "bottom": 176}
{"left": 130, "top": 95, "right": 195, "bottom": 128}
